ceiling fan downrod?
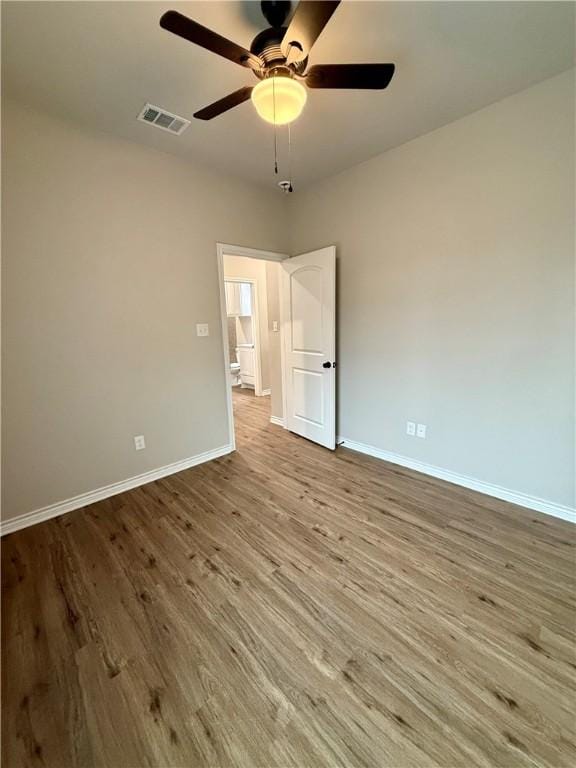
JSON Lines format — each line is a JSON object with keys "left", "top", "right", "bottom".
{"left": 260, "top": 1, "right": 292, "bottom": 29}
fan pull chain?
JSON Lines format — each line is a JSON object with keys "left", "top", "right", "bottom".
{"left": 288, "top": 122, "right": 293, "bottom": 192}
{"left": 273, "top": 76, "right": 278, "bottom": 175}
{"left": 274, "top": 126, "right": 278, "bottom": 175}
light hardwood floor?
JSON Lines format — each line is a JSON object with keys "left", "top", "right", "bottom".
{"left": 2, "top": 388, "right": 575, "bottom": 767}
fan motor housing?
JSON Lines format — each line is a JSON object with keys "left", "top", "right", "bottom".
{"left": 250, "top": 27, "right": 307, "bottom": 78}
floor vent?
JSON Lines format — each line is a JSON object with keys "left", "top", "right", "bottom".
{"left": 137, "top": 103, "right": 190, "bottom": 135}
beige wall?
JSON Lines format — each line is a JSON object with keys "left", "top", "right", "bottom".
{"left": 290, "top": 70, "right": 575, "bottom": 508}
{"left": 265, "top": 261, "right": 283, "bottom": 420}
{"left": 1, "top": 100, "right": 288, "bottom": 521}
{"left": 3, "top": 70, "right": 573, "bottom": 523}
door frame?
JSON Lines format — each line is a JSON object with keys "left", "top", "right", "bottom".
{"left": 216, "top": 243, "right": 289, "bottom": 451}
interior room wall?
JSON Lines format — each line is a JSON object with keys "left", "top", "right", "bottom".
{"left": 3, "top": 70, "right": 573, "bottom": 526}
{"left": 265, "top": 262, "right": 283, "bottom": 420}
{"left": 227, "top": 317, "right": 238, "bottom": 364}
{"left": 289, "top": 70, "right": 575, "bottom": 510}
{"left": 1, "top": 99, "right": 288, "bottom": 523}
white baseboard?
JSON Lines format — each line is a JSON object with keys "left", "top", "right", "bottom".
{"left": 258, "top": 388, "right": 271, "bottom": 397}
{"left": 0, "top": 444, "right": 234, "bottom": 537}
{"left": 337, "top": 436, "right": 575, "bottom": 524}
{"left": 270, "top": 415, "right": 286, "bottom": 428}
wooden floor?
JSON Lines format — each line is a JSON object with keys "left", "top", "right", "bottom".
{"left": 2, "top": 389, "right": 575, "bottom": 768}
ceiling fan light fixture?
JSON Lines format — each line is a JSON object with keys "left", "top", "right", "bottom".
{"left": 251, "top": 76, "right": 307, "bottom": 125}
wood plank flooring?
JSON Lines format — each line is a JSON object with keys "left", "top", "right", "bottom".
{"left": 2, "top": 388, "right": 576, "bottom": 767}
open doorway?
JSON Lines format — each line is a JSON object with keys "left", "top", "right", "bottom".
{"left": 216, "top": 243, "right": 288, "bottom": 450}
{"left": 217, "top": 242, "right": 337, "bottom": 452}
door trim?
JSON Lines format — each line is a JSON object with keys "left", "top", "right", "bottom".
{"left": 216, "top": 243, "right": 289, "bottom": 451}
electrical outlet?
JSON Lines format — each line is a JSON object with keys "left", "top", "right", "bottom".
{"left": 406, "top": 421, "right": 416, "bottom": 436}
{"left": 417, "top": 423, "right": 427, "bottom": 439}
{"left": 134, "top": 435, "right": 146, "bottom": 451}
{"left": 196, "top": 323, "right": 209, "bottom": 337}
{"left": 272, "top": 320, "right": 279, "bottom": 332}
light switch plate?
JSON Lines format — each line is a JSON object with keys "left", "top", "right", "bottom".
{"left": 406, "top": 421, "right": 416, "bottom": 436}
{"left": 272, "top": 320, "right": 279, "bottom": 332}
{"left": 417, "top": 423, "right": 427, "bottom": 439}
{"left": 196, "top": 323, "right": 209, "bottom": 337}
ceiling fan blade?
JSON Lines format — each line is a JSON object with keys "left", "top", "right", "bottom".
{"left": 160, "top": 10, "right": 262, "bottom": 70}
{"left": 306, "top": 63, "right": 395, "bottom": 89}
{"left": 281, "top": 1, "right": 341, "bottom": 64}
{"left": 194, "top": 87, "right": 254, "bottom": 120}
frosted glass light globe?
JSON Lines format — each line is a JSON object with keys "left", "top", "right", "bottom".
{"left": 251, "top": 77, "right": 307, "bottom": 125}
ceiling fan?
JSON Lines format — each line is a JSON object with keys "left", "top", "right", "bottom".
{"left": 159, "top": 1, "right": 395, "bottom": 125}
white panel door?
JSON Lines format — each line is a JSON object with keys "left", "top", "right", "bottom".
{"left": 225, "top": 281, "right": 240, "bottom": 316}
{"left": 281, "top": 246, "right": 336, "bottom": 449}
{"left": 238, "top": 283, "right": 252, "bottom": 316}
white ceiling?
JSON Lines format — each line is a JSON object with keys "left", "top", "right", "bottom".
{"left": 3, "top": 1, "right": 574, "bottom": 190}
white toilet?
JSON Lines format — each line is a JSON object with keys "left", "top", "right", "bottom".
{"left": 230, "top": 361, "right": 241, "bottom": 386}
